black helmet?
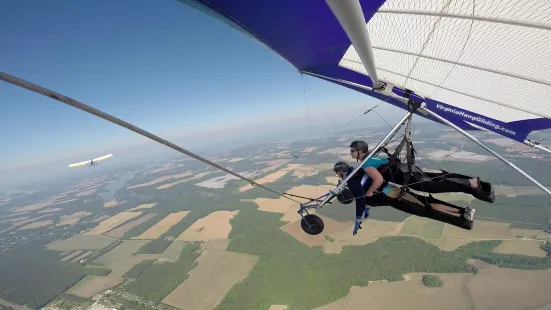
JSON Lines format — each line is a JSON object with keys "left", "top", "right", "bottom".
{"left": 349, "top": 140, "right": 369, "bottom": 153}
{"left": 333, "top": 161, "right": 350, "bottom": 174}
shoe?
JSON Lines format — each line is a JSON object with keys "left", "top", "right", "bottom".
{"left": 463, "top": 206, "right": 475, "bottom": 221}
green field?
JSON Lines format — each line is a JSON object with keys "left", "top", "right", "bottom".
{"left": 215, "top": 204, "right": 551, "bottom": 310}
{"left": 136, "top": 239, "right": 172, "bottom": 254}
{"left": 121, "top": 242, "right": 200, "bottom": 302}
{"left": 0, "top": 241, "right": 98, "bottom": 309}
{"left": 422, "top": 274, "right": 443, "bottom": 287}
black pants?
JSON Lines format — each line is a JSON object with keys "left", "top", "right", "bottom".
{"left": 365, "top": 189, "right": 472, "bottom": 230}
{"left": 384, "top": 164, "right": 476, "bottom": 195}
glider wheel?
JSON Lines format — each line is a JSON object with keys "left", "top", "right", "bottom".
{"left": 337, "top": 187, "right": 354, "bottom": 205}
{"left": 463, "top": 220, "right": 474, "bottom": 230}
{"left": 301, "top": 214, "right": 325, "bottom": 235}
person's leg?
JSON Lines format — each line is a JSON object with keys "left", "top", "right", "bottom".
{"left": 406, "top": 170, "right": 494, "bottom": 203}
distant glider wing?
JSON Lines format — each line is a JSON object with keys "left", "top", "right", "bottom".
{"left": 68, "top": 160, "right": 91, "bottom": 168}
{"left": 92, "top": 154, "right": 113, "bottom": 162}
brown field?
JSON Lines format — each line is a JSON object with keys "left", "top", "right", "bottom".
{"left": 466, "top": 263, "right": 551, "bottom": 310}
{"left": 239, "top": 164, "right": 302, "bottom": 192}
{"left": 54, "top": 198, "right": 78, "bottom": 205}
{"left": 444, "top": 220, "right": 512, "bottom": 240}
{"left": 145, "top": 165, "right": 174, "bottom": 175}
{"left": 203, "top": 239, "right": 230, "bottom": 251}
{"left": 177, "top": 210, "right": 239, "bottom": 241}
{"left": 88, "top": 214, "right": 110, "bottom": 223}
{"left": 103, "top": 200, "right": 120, "bottom": 208}
{"left": 162, "top": 249, "right": 259, "bottom": 310}
{"left": 57, "top": 211, "right": 92, "bottom": 226}
{"left": 436, "top": 238, "right": 472, "bottom": 251}
{"left": 323, "top": 219, "right": 404, "bottom": 254}
{"left": 85, "top": 211, "right": 142, "bottom": 235}
{"left": 317, "top": 147, "right": 348, "bottom": 156}
{"left": 269, "top": 306, "right": 288, "bottom": 310}
{"left": 492, "top": 239, "right": 547, "bottom": 257}
{"left": 12, "top": 198, "right": 56, "bottom": 212}
{"left": 68, "top": 276, "right": 123, "bottom": 298}
{"left": 281, "top": 215, "right": 352, "bottom": 248}
{"left": 292, "top": 163, "right": 334, "bottom": 177}
{"left": 60, "top": 250, "right": 85, "bottom": 262}
{"left": 302, "top": 147, "right": 316, "bottom": 153}
{"left": 434, "top": 221, "right": 549, "bottom": 255}
{"left": 126, "top": 171, "right": 193, "bottom": 189}
{"left": 104, "top": 213, "right": 157, "bottom": 239}
{"left": 227, "top": 157, "right": 245, "bottom": 163}
{"left": 76, "top": 189, "right": 97, "bottom": 197}
{"left": 92, "top": 240, "right": 150, "bottom": 277}
{"left": 134, "top": 211, "right": 190, "bottom": 239}
{"left": 0, "top": 216, "right": 29, "bottom": 224}
{"left": 251, "top": 185, "right": 334, "bottom": 223}
{"left": 37, "top": 208, "right": 63, "bottom": 213}
{"left": 316, "top": 263, "right": 551, "bottom": 310}
{"left": 326, "top": 176, "right": 339, "bottom": 185}
{"left": 157, "top": 171, "right": 211, "bottom": 189}
{"left": 46, "top": 234, "right": 117, "bottom": 252}
{"left": 126, "top": 203, "right": 157, "bottom": 211}
{"left": 17, "top": 220, "right": 53, "bottom": 230}
{"left": 71, "top": 251, "right": 95, "bottom": 263}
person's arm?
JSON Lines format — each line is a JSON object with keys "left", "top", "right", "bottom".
{"left": 364, "top": 167, "right": 384, "bottom": 196}
{"left": 346, "top": 179, "right": 366, "bottom": 235}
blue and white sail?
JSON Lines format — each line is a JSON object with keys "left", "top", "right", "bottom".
{"left": 178, "top": 0, "right": 551, "bottom": 143}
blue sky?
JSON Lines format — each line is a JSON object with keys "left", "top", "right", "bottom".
{"left": 0, "top": 0, "right": 402, "bottom": 177}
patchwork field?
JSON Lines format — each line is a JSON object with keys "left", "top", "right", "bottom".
{"left": 57, "top": 211, "right": 92, "bottom": 226}
{"left": 316, "top": 262, "right": 551, "bottom": 310}
{"left": 322, "top": 219, "right": 404, "bottom": 254}
{"left": 103, "top": 200, "right": 120, "bottom": 208}
{"left": 196, "top": 172, "right": 255, "bottom": 189}
{"left": 162, "top": 249, "right": 259, "bottom": 310}
{"left": 176, "top": 210, "right": 239, "bottom": 241}
{"left": 134, "top": 211, "right": 190, "bottom": 239}
{"left": 157, "top": 171, "right": 210, "bottom": 189}
{"left": 46, "top": 234, "right": 118, "bottom": 252}
{"left": 68, "top": 276, "right": 123, "bottom": 298}
{"left": 17, "top": 219, "right": 53, "bottom": 230}
{"left": 251, "top": 184, "right": 335, "bottom": 223}
{"left": 105, "top": 213, "right": 158, "bottom": 239}
{"left": 399, "top": 216, "right": 445, "bottom": 243}
{"left": 281, "top": 215, "right": 352, "bottom": 248}
{"left": 92, "top": 240, "right": 150, "bottom": 277}
{"left": 239, "top": 164, "right": 302, "bottom": 192}
{"left": 85, "top": 212, "right": 142, "bottom": 235}
{"left": 126, "top": 203, "right": 157, "bottom": 211}
{"left": 127, "top": 171, "right": 193, "bottom": 189}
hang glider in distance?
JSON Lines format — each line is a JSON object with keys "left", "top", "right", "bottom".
{"left": 68, "top": 154, "right": 113, "bottom": 168}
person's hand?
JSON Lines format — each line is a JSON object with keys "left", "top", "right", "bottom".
{"left": 365, "top": 191, "right": 373, "bottom": 197}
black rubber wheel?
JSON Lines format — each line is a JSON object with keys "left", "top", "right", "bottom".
{"left": 337, "top": 187, "right": 354, "bottom": 205}
{"left": 462, "top": 219, "right": 474, "bottom": 230}
{"left": 301, "top": 214, "right": 325, "bottom": 235}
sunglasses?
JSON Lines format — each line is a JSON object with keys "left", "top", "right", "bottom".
{"left": 350, "top": 149, "right": 357, "bottom": 153}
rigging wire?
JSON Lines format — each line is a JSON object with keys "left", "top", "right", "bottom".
{"left": 0, "top": 72, "right": 310, "bottom": 204}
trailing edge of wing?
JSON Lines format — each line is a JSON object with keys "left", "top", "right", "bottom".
{"left": 178, "top": 0, "right": 551, "bottom": 143}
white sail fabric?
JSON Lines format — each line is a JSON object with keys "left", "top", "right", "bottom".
{"left": 339, "top": 0, "right": 551, "bottom": 122}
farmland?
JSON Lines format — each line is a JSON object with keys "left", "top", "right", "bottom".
{"left": 134, "top": 211, "right": 190, "bottom": 239}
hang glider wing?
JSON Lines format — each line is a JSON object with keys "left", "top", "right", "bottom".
{"left": 178, "top": 0, "right": 551, "bottom": 143}
{"left": 68, "top": 160, "right": 91, "bottom": 168}
{"left": 92, "top": 154, "right": 113, "bottom": 162}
